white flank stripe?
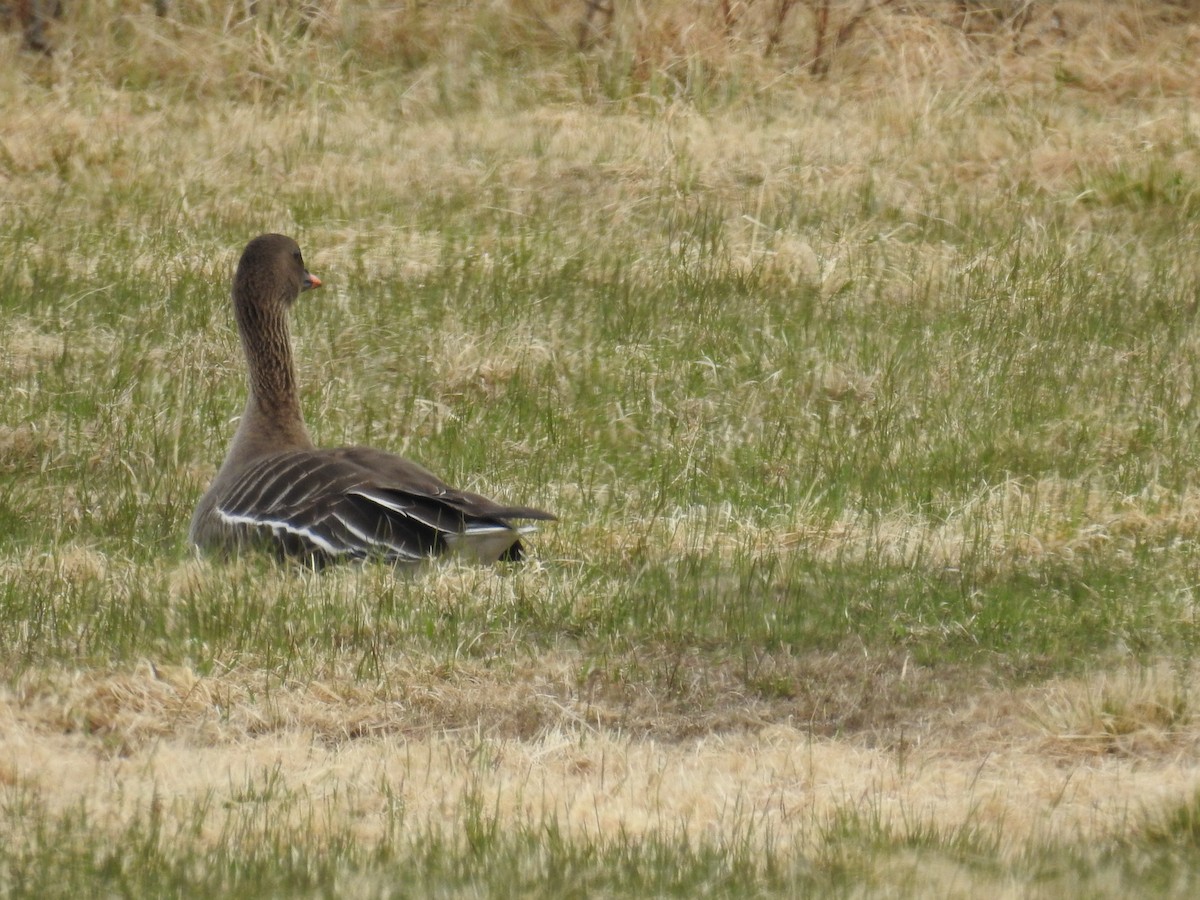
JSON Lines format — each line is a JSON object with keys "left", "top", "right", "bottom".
{"left": 347, "top": 488, "right": 410, "bottom": 514}
{"left": 328, "top": 511, "right": 425, "bottom": 561}
{"left": 347, "top": 488, "right": 448, "bottom": 532}
{"left": 462, "top": 524, "right": 516, "bottom": 535}
{"left": 329, "top": 511, "right": 377, "bottom": 546}
{"left": 216, "top": 508, "right": 342, "bottom": 556}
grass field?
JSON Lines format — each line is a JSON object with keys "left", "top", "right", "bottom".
{"left": 4, "top": 0, "right": 1200, "bottom": 894}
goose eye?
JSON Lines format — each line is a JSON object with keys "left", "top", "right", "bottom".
{"left": 293, "top": 250, "right": 303, "bottom": 265}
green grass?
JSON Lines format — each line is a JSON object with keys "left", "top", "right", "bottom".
{"left": 4, "top": 1, "right": 1200, "bottom": 895}
{"left": 5, "top": 222, "right": 1200, "bottom": 670}
{"left": 3, "top": 780, "right": 1198, "bottom": 899}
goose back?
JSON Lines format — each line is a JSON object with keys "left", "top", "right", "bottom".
{"left": 191, "top": 446, "right": 554, "bottom": 565}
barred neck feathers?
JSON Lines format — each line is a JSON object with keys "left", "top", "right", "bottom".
{"left": 227, "top": 233, "right": 321, "bottom": 463}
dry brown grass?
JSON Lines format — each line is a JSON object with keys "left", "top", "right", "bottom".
{"left": 4, "top": 652, "right": 1200, "bottom": 857}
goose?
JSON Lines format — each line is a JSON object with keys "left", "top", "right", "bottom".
{"left": 189, "top": 233, "right": 555, "bottom": 566}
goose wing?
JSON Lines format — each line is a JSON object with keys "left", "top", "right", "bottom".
{"left": 213, "top": 447, "right": 554, "bottom": 565}
{"left": 331, "top": 446, "right": 557, "bottom": 522}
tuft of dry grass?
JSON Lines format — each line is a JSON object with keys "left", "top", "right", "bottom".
{"left": 1031, "top": 662, "right": 1200, "bottom": 759}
